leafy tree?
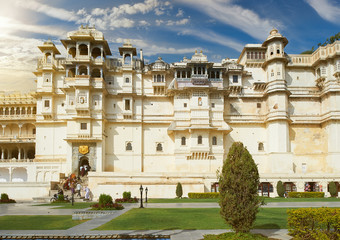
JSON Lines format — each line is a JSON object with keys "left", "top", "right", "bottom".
{"left": 302, "top": 32, "right": 340, "bottom": 54}
{"left": 328, "top": 182, "right": 337, "bottom": 197}
{"left": 276, "top": 181, "right": 285, "bottom": 197}
{"left": 176, "top": 182, "right": 183, "bottom": 198}
{"left": 219, "top": 142, "right": 261, "bottom": 233}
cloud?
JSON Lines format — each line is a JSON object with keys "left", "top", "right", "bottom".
{"left": 75, "top": 0, "right": 173, "bottom": 30}
{"left": 305, "top": 0, "right": 340, "bottom": 24}
{"left": 166, "top": 18, "right": 190, "bottom": 26}
{"left": 176, "top": 9, "right": 184, "bottom": 17}
{"left": 16, "top": 0, "right": 79, "bottom": 22}
{"left": 139, "top": 20, "right": 151, "bottom": 26}
{"left": 178, "top": 0, "right": 281, "bottom": 40}
{"left": 179, "top": 28, "right": 244, "bottom": 52}
{"left": 0, "top": 16, "right": 66, "bottom": 38}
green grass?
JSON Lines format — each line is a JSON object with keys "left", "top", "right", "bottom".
{"left": 148, "top": 198, "right": 219, "bottom": 203}
{"left": 0, "top": 215, "right": 87, "bottom": 230}
{"left": 147, "top": 197, "right": 340, "bottom": 203}
{"left": 95, "top": 208, "right": 289, "bottom": 230}
{"left": 35, "top": 202, "right": 95, "bottom": 209}
{"left": 203, "top": 232, "right": 270, "bottom": 240}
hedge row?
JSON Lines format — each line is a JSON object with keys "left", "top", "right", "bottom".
{"left": 287, "top": 208, "right": 340, "bottom": 240}
{"left": 288, "top": 192, "right": 324, "bottom": 198}
{"left": 188, "top": 192, "right": 219, "bottom": 199}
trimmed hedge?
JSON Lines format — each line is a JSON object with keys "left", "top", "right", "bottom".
{"left": 0, "top": 193, "right": 16, "bottom": 204}
{"left": 188, "top": 192, "right": 219, "bottom": 199}
{"left": 287, "top": 208, "right": 340, "bottom": 240}
{"left": 288, "top": 192, "right": 324, "bottom": 198}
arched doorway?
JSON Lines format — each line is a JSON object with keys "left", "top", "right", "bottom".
{"left": 79, "top": 156, "right": 91, "bottom": 177}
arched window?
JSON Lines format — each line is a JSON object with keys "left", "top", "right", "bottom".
{"left": 79, "top": 44, "right": 88, "bottom": 55}
{"left": 125, "top": 77, "right": 130, "bottom": 83}
{"left": 124, "top": 54, "right": 131, "bottom": 65}
{"left": 177, "top": 71, "right": 180, "bottom": 78}
{"left": 126, "top": 142, "right": 132, "bottom": 151}
{"left": 198, "top": 135, "right": 202, "bottom": 144}
{"left": 157, "top": 75, "right": 161, "bottom": 82}
{"left": 156, "top": 143, "right": 163, "bottom": 151}
{"left": 216, "top": 71, "right": 220, "bottom": 78}
{"left": 258, "top": 142, "right": 264, "bottom": 151}
{"left": 212, "top": 136, "right": 217, "bottom": 145}
{"left": 198, "top": 67, "right": 201, "bottom": 74}
{"left": 91, "top": 47, "right": 101, "bottom": 59}
{"left": 181, "top": 137, "right": 186, "bottom": 146}
{"left": 211, "top": 71, "right": 215, "bottom": 79}
{"left": 194, "top": 67, "right": 197, "bottom": 74}
{"left": 46, "top": 53, "right": 52, "bottom": 63}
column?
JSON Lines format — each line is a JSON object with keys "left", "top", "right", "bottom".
{"left": 9, "top": 167, "right": 12, "bottom": 182}
{"left": 100, "top": 69, "right": 103, "bottom": 78}
{"left": 87, "top": 65, "right": 90, "bottom": 75}
{"left": 76, "top": 65, "right": 79, "bottom": 75}
{"left": 100, "top": 46, "right": 103, "bottom": 60}
{"left": 18, "top": 124, "right": 22, "bottom": 137}
{"left": 2, "top": 124, "right": 6, "bottom": 136}
{"left": 1, "top": 148, "right": 4, "bottom": 160}
{"left": 87, "top": 43, "right": 90, "bottom": 56}
{"left": 18, "top": 148, "right": 21, "bottom": 160}
{"left": 66, "top": 68, "right": 69, "bottom": 77}
{"left": 76, "top": 43, "right": 79, "bottom": 57}
{"left": 24, "top": 149, "right": 27, "bottom": 159}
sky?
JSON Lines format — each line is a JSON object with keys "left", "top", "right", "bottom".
{"left": 0, "top": 0, "right": 339, "bottom": 92}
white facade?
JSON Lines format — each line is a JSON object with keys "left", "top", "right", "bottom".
{"left": 1, "top": 26, "right": 340, "bottom": 200}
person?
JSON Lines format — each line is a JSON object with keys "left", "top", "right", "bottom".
{"left": 284, "top": 191, "right": 288, "bottom": 198}
{"left": 79, "top": 166, "right": 83, "bottom": 177}
{"left": 70, "top": 181, "right": 75, "bottom": 195}
{"left": 85, "top": 186, "right": 90, "bottom": 200}
{"left": 76, "top": 182, "right": 82, "bottom": 197}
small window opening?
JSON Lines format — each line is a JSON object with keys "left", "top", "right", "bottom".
{"left": 126, "top": 142, "right": 132, "bottom": 151}
{"left": 257, "top": 103, "right": 261, "bottom": 108}
{"left": 212, "top": 136, "right": 217, "bottom": 145}
{"left": 258, "top": 142, "right": 264, "bottom": 151}
{"left": 184, "top": 103, "right": 187, "bottom": 108}
{"left": 80, "top": 123, "right": 87, "bottom": 130}
{"left": 198, "top": 135, "right": 202, "bottom": 144}
{"left": 156, "top": 143, "right": 163, "bottom": 151}
{"left": 181, "top": 137, "right": 186, "bottom": 146}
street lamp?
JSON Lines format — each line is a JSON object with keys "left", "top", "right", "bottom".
{"left": 139, "top": 185, "right": 144, "bottom": 208}
{"left": 145, "top": 187, "right": 148, "bottom": 203}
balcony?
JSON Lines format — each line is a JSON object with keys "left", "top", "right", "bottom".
{"left": 191, "top": 74, "right": 208, "bottom": 85}
{"left": 315, "top": 76, "right": 326, "bottom": 89}
{"left": 0, "top": 134, "right": 36, "bottom": 143}
{"left": 0, "top": 114, "right": 35, "bottom": 120}
{"left": 75, "top": 75, "right": 90, "bottom": 87}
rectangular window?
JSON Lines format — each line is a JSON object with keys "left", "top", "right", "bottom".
{"left": 125, "top": 99, "right": 130, "bottom": 110}
{"left": 44, "top": 100, "right": 50, "bottom": 108}
{"left": 257, "top": 103, "right": 261, "bottom": 108}
{"left": 184, "top": 103, "right": 187, "bottom": 108}
{"left": 80, "top": 123, "right": 87, "bottom": 130}
{"left": 233, "top": 75, "right": 238, "bottom": 83}
{"left": 211, "top": 103, "right": 215, "bottom": 108}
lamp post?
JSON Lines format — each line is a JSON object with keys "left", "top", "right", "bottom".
{"left": 139, "top": 185, "right": 144, "bottom": 208}
{"left": 145, "top": 187, "right": 148, "bottom": 203}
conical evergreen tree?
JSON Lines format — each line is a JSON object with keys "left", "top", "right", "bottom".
{"left": 176, "top": 182, "right": 183, "bottom": 198}
{"left": 219, "top": 142, "right": 261, "bottom": 233}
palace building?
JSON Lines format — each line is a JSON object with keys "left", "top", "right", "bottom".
{"left": 0, "top": 26, "right": 340, "bottom": 200}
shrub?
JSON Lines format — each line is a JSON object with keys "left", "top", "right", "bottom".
{"left": 328, "top": 182, "right": 338, "bottom": 197}
{"left": 203, "top": 232, "right": 269, "bottom": 240}
{"left": 123, "top": 191, "right": 131, "bottom": 199}
{"left": 287, "top": 207, "right": 340, "bottom": 240}
{"left": 91, "top": 202, "right": 124, "bottom": 210}
{"left": 288, "top": 192, "right": 324, "bottom": 198}
{"left": 219, "top": 142, "right": 261, "bottom": 233}
{"left": 0, "top": 193, "right": 16, "bottom": 203}
{"left": 98, "top": 194, "right": 113, "bottom": 205}
{"left": 57, "top": 194, "right": 65, "bottom": 201}
{"left": 188, "top": 192, "right": 219, "bottom": 199}
{"left": 176, "top": 182, "right": 183, "bottom": 198}
{"left": 115, "top": 197, "right": 138, "bottom": 203}
{"left": 276, "top": 181, "right": 285, "bottom": 197}
{"left": 1, "top": 193, "right": 9, "bottom": 201}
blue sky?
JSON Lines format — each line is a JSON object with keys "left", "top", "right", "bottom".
{"left": 0, "top": 0, "right": 339, "bottom": 91}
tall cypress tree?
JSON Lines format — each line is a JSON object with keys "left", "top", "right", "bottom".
{"left": 219, "top": 142, "right": 261, "bottom": 233}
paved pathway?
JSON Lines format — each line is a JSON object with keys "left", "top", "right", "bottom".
{"left": 3, "top": 201, "right": 339, "bottom": 239}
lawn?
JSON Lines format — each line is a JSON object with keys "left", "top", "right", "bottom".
{"left": 147, "top": 197, "right": 340, "bottom": 203}
{"left": 0, "top": 215, "right": 87, "bottom": 230}
{"left": 35, "top": 202, "right": 95, "bottom": 209}
{"left": 94, "top": 208, "right": 288, "bottom": 230}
